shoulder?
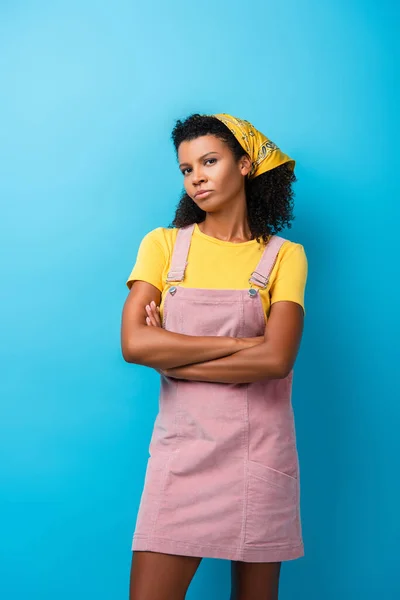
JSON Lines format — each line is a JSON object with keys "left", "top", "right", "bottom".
{"left": 268, "top": 237, "right": 308, "bottom": 311}
{"left": 271, "top": 237, "right": 308, "bottom": 278}
{"left": 281, "top": 238, "right": 305, "bottom": 254}
{"left": 126, "top": 227, "right": 179, "bottom": 291}
{"left": 278, "top": 239, "right": 307, "bottom": 261}
{"left": 138, "top": 226, "right": 179, "bottom": 256}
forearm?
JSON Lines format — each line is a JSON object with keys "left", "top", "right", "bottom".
{"left": 125, "top": 325, "right": 246, "bottom": 370}
{"left": 164, "top": 341, "right": 286, "bottom": 384}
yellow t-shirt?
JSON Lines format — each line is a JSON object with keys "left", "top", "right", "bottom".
{"left": 126, "top": 223, "right": 308, "bottom": 321}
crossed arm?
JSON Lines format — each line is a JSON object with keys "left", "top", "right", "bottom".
{"left": 121, "top": 281, "right": 304, "bottom": 384}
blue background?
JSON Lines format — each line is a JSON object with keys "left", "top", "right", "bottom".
{"left": 1, "top": 1, "right": 398, "bottom": 598}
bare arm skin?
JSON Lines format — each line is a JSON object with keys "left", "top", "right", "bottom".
{"left": 120, "top": 280, "right": 264, "bottom": 370}
{"left": 157, "top": 301, "right": 305, "bottom": 383}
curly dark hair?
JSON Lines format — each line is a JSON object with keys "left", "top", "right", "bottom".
{"left": 168, "top": 113, "right": 297, "bottom": 244}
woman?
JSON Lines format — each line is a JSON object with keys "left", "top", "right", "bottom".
{"left": 121, "top": 113, "right": 308, "bottom": 600}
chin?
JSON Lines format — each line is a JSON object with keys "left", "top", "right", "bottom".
{"left": 193, "top": 197, "right": 213, "bottom": 209}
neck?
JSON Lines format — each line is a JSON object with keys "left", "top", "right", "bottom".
{"left": 198, "top": 207, "right": 252, "bottom": 243}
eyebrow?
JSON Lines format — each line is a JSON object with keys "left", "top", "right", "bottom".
{"left": 179, "top": 152, "right": 220, "bottom": 169}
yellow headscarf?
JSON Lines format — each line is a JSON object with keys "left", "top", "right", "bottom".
{"left": 213, "top": 113, "right": 295, "bottom": 180}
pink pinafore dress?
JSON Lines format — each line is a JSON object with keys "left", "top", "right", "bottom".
{"left": 131, "top": 224, "right": 304, "bottom": 562}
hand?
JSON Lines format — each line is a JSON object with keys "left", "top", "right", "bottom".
{"left": 144, "top": 303, "right": 173, "bottom": 377}
{"left": 145, "top": 301, "right": 162, "bottom": 327}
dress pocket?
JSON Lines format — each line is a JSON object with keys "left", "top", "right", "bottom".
{"left": 244, "top": 460, "right": 300, "bottom": 547}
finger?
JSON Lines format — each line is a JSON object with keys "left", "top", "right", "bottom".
{"left": 148, "top": 304, "right": 159, "bottom": 326}
{"left": 154, "top": 305, "right": 162, "bottom": 327}
{"left": 145, "top": 305, "right": 157, "bottom": 326}
{"left": 150, "top": 301, "right": 162, "bottom": 327}
{"left": 150, "top": 301, "right": 161, "bottom": 325}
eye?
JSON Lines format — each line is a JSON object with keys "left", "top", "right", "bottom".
{"left": 181, "top": 158, "right": 217, "bottom": 176}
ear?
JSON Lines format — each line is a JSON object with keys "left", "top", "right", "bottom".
{"left": 239, "top": 154, "right": 252, "bottom": 177}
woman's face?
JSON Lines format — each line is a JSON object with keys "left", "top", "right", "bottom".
{"left": 178, "top": 135, "right": 251, "bottom": 212}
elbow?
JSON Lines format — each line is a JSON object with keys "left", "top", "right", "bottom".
{"left": 121, "top": 339, "right": 144, "bottom": 365}
{"left": 121, "top": 325, "right": 151, "bottom": 365}
{"left": 266, "top": 358, "right": 292, "bottom": 380}
{"left": 275, "top": 359, "right": 293, "bottom": 379}
{"left": 121, "top": 344, "right": 135, "bottom": 363}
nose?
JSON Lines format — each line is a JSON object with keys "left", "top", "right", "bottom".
{"left": 191, "top": 167, "right": 206, "bottom": 185}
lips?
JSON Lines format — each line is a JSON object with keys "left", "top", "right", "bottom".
{"left": 195, "top": 190, "right": 212, "bottom": 198}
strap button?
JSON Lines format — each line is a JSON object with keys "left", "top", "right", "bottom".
{"left": 248, "top": 288, "right": 258, "bottom": 298}
{"left": 169, "top": 286, "right": 177, "bottom": 295}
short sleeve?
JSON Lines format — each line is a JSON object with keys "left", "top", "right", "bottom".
{"left": 125, "top": 228, "right": 167, "bottom": 292}
{"left": 269, "top": 243, "right": 308, "bottom": 313}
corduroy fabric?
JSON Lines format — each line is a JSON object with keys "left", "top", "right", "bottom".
{"left": 131, "top": 224, "right": 304, "bottom": 562}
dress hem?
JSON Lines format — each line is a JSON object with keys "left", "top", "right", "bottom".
{"left": 131, "top": 534, "right": 304, "bottom": 562}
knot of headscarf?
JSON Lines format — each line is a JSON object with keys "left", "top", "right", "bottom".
{"left": 213, "top": 113, "right": 295, "bottom": 180}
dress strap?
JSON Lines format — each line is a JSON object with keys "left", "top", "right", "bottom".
{"left": 166, "top": 224, "right": 195, "bottom": 283}
{"left": 166, "top": 225, "right": 287, "bottom": 287}
{"left": 248, "top": 235, "right": 287, "bottom": 289}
